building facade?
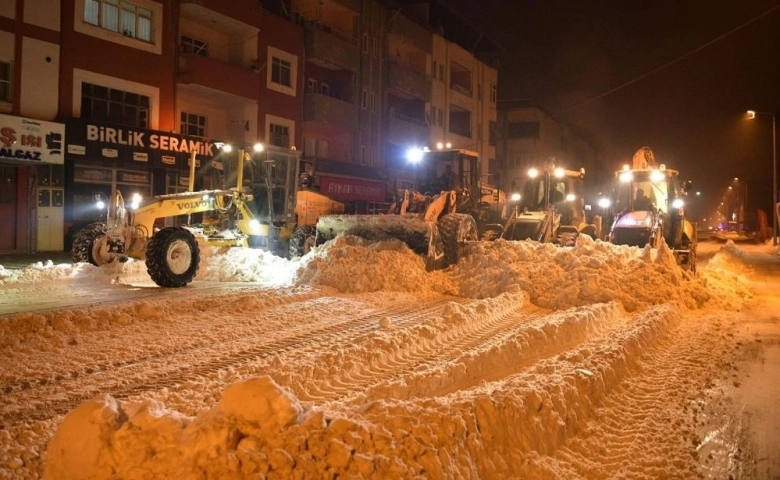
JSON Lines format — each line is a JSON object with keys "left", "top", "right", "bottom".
{"left": 496, "top": 100, "right": 600, "bottom": 193}
{"left": 1, "top": 0, "right": 499, "bottom": 253}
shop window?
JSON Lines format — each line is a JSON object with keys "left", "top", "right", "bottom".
{"left": 180, "top": 111, "right": 207, "bottom": 137}
{"left": 0, "top": 61, "right": 10, "bottom": 103}
{"left": 84, "top": 0, "right": 153, "bottom": 42}
{"left": 81, "top": 82, "right": 150, "bottom": 128}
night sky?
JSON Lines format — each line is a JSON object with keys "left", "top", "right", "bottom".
{"left": 445, "top": 0, "right": 780, "bottom": 222}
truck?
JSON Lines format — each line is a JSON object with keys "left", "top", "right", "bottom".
{"left": 604, "top": 147, "right": 697, "bottom": 273}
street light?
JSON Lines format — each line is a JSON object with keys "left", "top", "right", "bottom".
{"left": 747, "top": 110, "right": 777, "bottom": 245}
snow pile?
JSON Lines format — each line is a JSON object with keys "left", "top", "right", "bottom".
{"left": 295, "top": 235, "right": 456, "bottom": 294}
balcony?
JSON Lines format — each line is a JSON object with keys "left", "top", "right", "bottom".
{"left": 386, "top": 109, "right": 429, "bottom": 144}
{"left": 304, "top": 26, "right": 360, "bottom": 72}
{"left": 388, "top": 62, "right": 431, "bottom": 101}
{"left": 177, "top": 53, "right": 259, "bottom": 101}
{"left": 304, "top": 93, "right": 358, "bottom": 130}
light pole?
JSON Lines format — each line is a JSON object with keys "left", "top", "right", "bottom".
{"left": 747, "top": 110, "right": 777, "bottom": 245}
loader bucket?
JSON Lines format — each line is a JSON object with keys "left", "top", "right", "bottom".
{"left": 315, "top": 214, "right": 444, "bottom": 270}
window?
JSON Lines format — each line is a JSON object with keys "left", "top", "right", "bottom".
{"left": 438, "top": 64, "right": 444, "bottom": 82}
{"left": 271, "top": 57, "right": 292, "bottom": 87}
{"left": 267, "top": 47, "right": 298, "bottom": 96}
{"left": 320, "top": 83, "right": 330, "bottom": 96}
{"left": 360, "top": 145, "right": 367, "bottom": 165}
{"left": 371, "top": 37, "right": 378, "bottom": 57}
{"left": 361, "top": 88, "right": 368, "bottom": 109}
{"left": 80, "top": 82, "right": 150, "bottom": 128}
{"left": 269, "top": 123, "right": 290, "bottom": 147}
{"left": 437, "top": 108, "right": 443, "bottom": 127}
{"left": 0, "top": 61, "right": 11, "bottom": 103}
{"left": 180, "top": 35, "right": 208, "bottom": 56}
{"left": 84, "top": 0, "right": 153, "bottom": 42}
{"left": 370, "top": 92, "right": 376, "bottom": 112}
{"left": 180, "top": 112, "right": 206, "bottom": 137}
{"left": 490, "top": 83, "right": 497, "bottom": 104}
{"left": 362, "top": 33, "right": 369, "bottom": 54}
{"left": 307, "top": 78, "right": 317, "bottom": 92}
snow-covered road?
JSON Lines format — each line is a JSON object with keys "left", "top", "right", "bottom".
{"left": 1, "top": 237, "right": 778, "bottom": 479}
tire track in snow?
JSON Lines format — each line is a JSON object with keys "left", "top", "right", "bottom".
{"left": 530, "top": 309, "right": 737, "bottom": 479}
{"left": 0, "top": 296, "right": 460, "bottom": 426}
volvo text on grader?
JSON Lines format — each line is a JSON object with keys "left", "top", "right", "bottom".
{"left": 71, "top": 143, "right": 300, "bottom": 287}
{"left": 603, "top": 146, "right": 697, "bottom": 273}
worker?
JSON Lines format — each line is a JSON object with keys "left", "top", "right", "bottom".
{"left": 634, "top": 188, "right": 654, "bottom": 211}
{"left": 439, "top": 164, "right": 456, "bottom": 191}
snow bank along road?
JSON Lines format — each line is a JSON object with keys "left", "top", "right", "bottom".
{"left": 0, "top": 237, "right": 778, "bottom": 479}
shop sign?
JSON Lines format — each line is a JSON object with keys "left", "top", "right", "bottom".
{"left": 74, "top": 166, "right": 112, "bottom": 183}
{"left": 319, "top": 176, "right": 386, "bottom": 202}
{"left": 0, "top": 114, "right": 65, "bottom": 164}
{"left": 66, "top": 119, "right": 219, "bottom": 169}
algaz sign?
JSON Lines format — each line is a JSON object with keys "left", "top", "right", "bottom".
{"left": 0, "top": 114, "right": 65, "bottom": 165}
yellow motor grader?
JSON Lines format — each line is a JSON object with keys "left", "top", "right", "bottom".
{"left": 71, "top": 144, "right": 300, "bottom": 287}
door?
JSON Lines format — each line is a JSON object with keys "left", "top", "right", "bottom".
{"left": 0, "top": 167, "right": 18, "bottom": 251}
{"left": 37, "top": 187, "right": 64, "bottom": 251}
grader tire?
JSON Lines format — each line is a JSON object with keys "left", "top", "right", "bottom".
{"left": 288, "top": 225, "right": 317, "bottom": 258}
{"left": 438, "top": 213, "right": 479, "bottom": 267}
{"left": 146, "top": 227, "right": 200, "bottom": 288}
{"left": 71, "top": 222, "right": 107, "bottom": 265}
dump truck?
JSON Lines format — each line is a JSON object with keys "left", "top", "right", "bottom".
{"left": 71, "top": 144, "right": 300, "bottom": 287}
{"left": 604, "top": 146, "right": 697, "bottom": 273}
{"left": 500, "top": 166, "right": 600, "bottom": 245}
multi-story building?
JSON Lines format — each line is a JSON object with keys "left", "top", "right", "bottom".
{"left": 1, "top": 0, "right": 304, "bottom": 253}
{"left": 1, "top": 0, "right": 499, "bottom": 253}
{"left": 496, "top": 100, "right": 600, "bottom": 193}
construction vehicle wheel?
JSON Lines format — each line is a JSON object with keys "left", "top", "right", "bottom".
{"left": 146, "top": 227, "right": 200, "bottom": 288}
{"left": 71, "top": 222, "right": 107, "bottom": 265}
{"left": 288, "top": 225, "right": 317, "bottom": 258}
{"left": 438, "top": 213, "right": 479, "bottom": 267}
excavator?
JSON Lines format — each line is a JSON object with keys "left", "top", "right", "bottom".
{"left": 314, "top": 148, "right": 506, "bottom": 269}
{"left": 71, "top": 144, "right": 300, "bottom": 287}
{"left": 604, "top": 146, "right": 697, "bottom": 273}
{"left": 500, "top": 166, "right": 600, "bottom": 245}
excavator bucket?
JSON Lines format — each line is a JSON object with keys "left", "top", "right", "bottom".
{"left": 315, "top": 214, "right": 444, "bottom": 270}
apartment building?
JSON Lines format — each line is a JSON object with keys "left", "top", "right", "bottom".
{"left": 0, "top": 0, "right": 303, "bottom": 253}
{"left": 496, "top": 100, "right": 600, "bottom": 193}
{"left": 1, "top": 0, "right": 498, "bottom": 252}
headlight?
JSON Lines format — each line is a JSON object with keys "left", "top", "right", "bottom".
{"left": 619, "top": 171, "right": 633, "bottom": 183}
{"left": 130, "top": 193, "right": 142, "bottom": 210}
{"left": 598, "top": 198, "right": 611, "bottom": 208}
{"left": 672, "top": 199, "right": 684, "bottom": 209}
{"left": 650, "top": 170, "right": 665, "bottom": 183}
{"left": 566, "top": 193, "right": 576, "bottom": 202}
{"left": 528, "top": 168, "right": 539, "bottom": 178}
{"left": 511, "top": 193, "right": 521, "bottom": 202}
{"left": 554, "top": 167, "right": 565, "bottom": 178}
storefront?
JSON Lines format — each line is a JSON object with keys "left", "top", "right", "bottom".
{"left": 63, "top": 118, "right": 219, "bottom": 248}
{"left": 0, "top": 114, "right": 66, "bottom": 253}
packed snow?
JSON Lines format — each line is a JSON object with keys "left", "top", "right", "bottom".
{"left": 0, "top": 235, "right": 778, "bottom": 479}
